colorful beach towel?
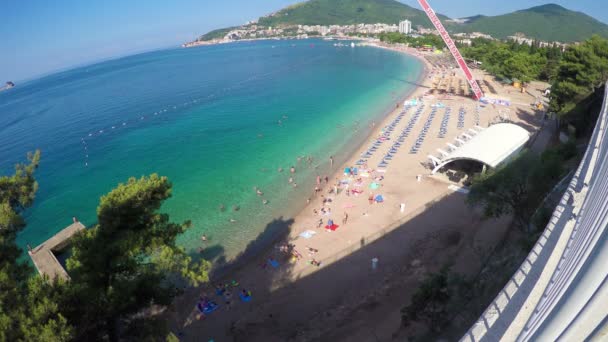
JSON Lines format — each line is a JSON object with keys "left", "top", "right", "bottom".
{"left": 325, "top": 224, "right": 340, "bottom": 231}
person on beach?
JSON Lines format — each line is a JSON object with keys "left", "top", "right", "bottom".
{"left": 324, "top": 175, "right": 329, "bottom": 184}
{"left": 292, "top": 182, "right": 297, "bottom": 188}
{"left": 343, "top": 212, "right": 349, "bottom": 225}
{"left": 306, "top": 246, "right": 319, "bottom": 254}
{"left": 329, "top": 156, "right": 334, "bottom": 168}
{"left": 368, "top": 193, "right": 374, "bottom": 205}
{"left": 224, "top": 291, "right": 232, "bottom": 310}
{"left": 316, "top": 175, "right": 321, "bottom": 186}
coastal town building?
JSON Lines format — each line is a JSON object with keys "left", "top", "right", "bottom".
{"left": 399, "top": 20, "right": 412, "bottom": 34}
{"left": 507, "top": 34, "right": 569, "bottom": 50}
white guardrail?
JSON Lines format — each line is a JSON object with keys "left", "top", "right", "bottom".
{"left": 461, "top": 82, "right": 608, "bottom": 342}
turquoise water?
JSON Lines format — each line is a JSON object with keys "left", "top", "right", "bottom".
{"left": 0, "top": 39, "right": 422, "bottom": 260}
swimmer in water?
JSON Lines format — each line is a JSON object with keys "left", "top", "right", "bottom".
{"left": 232, "top": 205, "right": 240, "bottom": 212}
{"left": 219, "top": 204, "right": 226, "bottom": 212}
{"left": 288, "top": 177, "right": 293, "bottom": 184}
{"left": 278, "top": 167, "right": 283, "bottom": 172}
{"left": 262, "top": 199, "right": 269, "bottom": 205}
{"left": 201, "top": 234, "right": 208, "bottom": 242}
{"left": 282, "top": 115, "right": 288, "bottom": 119}
{"left": 256, "top": 189, "right": 264, "bottom": 196}
{"left": 229, "top": 219, "right": 237, "bottom": 223}
{"left": 290, "top": 166, "right": 296, "bottom": 174}
{"left": 278, "top": 120, "right": 282, "bottom": 125}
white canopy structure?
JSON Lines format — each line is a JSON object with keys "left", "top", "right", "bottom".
{"left": 430, "top": 123, "right": 530, "bottom": 174}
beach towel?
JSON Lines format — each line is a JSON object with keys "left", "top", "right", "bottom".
{"left": 268, "top": 259, "right": 280, "bottom": 268}
{"left": 299, "top": 230, "right": 317, "bottom": 239}
{"left": 376, "top": 169, "right": 387, "bottom": 173}
{"left": 198, "top": 301, "right": 220, "bottom": 314}
{"left": 325, "top": 224, "right": 340, "bottom": 231}
{"left": 344, "top": 167, "right": 351, "bottom": 174}
{"left": 360, "top": 172, "right": 370, "bottom": 178}
{"left": 343, "top": 203, "right": 355, "bottom": 209}
{"left": 369, "top": 182, "right": 380, "bottom": 190}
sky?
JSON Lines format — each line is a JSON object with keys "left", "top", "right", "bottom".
{"left": 2, "top": 0, "right": 607, "bottom": 82}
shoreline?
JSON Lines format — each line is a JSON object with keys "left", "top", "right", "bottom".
{"left": 205, "top": 43, "right": 430, "bottom": 280}
{"left": 171, "top": 38, "right": 548, "bottom": 339}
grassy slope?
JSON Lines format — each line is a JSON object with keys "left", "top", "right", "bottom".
{"left": 455, "top": 4, "right": 608, "bottom": 42}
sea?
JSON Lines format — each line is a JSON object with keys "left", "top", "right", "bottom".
{"left": 0, "top": 39, "right": 422, "bottom": 263}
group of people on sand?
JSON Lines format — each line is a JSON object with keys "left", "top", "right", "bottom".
{"left": 197, "top": 280, "right": 252, "bottom": 319}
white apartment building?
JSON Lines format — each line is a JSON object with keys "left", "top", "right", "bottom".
{"left": 398, "top": 20, "right": 412, "bottom": 34}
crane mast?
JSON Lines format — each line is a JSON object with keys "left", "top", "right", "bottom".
{"left": 417, "top": 0, "right": 485, "bottom": 100}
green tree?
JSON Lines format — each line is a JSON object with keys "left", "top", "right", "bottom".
{"left": 64, "top": 174, "right": 210, "bottom": 341}
{"left": 0, "top": 151, "right": 73, "bottom": 341}
{"left": 401, "top": 266, "right": 451, "bottom": 332}
{"left": 467, "top": 150, "right": 563, "bottom": 231}
{"left": 550, "top": 35, "right": 608, "bottom": 114}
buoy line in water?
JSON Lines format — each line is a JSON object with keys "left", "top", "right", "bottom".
{"left": 79, "top": 53, "right": 327, "bottom": 168}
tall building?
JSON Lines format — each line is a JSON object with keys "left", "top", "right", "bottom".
{"left": 399, "top": 20, "right": 412, "bottom": 34}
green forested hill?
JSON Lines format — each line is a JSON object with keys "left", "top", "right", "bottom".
{"left": 198, "top": 1, "right": 608, "bottom": 43}
{"left": 455, "top": 4, "right": 608, "bottom": 42}
{"left": 257, "top": 0, "right": 449, "bottom": 28}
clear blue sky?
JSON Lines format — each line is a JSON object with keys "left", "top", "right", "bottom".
{"left": 2, "top": 0, "right": 606, "bottom": 82}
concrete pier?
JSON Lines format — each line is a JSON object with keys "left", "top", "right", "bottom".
{"left": 28, "top": 221, "right": 85, "bottom": 281}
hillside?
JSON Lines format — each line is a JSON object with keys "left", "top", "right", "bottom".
{"left": 257, "top": 0, "right": 448, "bottom": 28}
{"left": 195, "top": 1, "right": 608, "bottom": 43}
{"left": 455, "top": 4, "right": 608, "bottom": 42}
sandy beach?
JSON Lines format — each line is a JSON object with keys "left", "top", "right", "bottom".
{"left": 167, "top": 43, "right": 549, "bottom": 341}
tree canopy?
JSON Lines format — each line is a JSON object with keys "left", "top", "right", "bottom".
{"left": 549, "top": 35, "right": 608, "bottom": 114}
{"left": 460, "top": 38, "right": 561, "bottom": 83}
{"left": 0, "top": 151, "right": 74, "bottom": 342}
{"left": 467, "top": 149, "right": 565, "bottom": 231}
{"left": 378, "top": 32, "right": 444, "bottom": 49}
{"left": 64, "top": 174, "right": 210, "bottom": 341}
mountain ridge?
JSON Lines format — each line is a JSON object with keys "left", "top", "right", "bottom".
{"left": 455, "top": 3, "right": 608, "bottom": 42}
{"left": 197, "top": 1, "right": 608, "bottom": 43}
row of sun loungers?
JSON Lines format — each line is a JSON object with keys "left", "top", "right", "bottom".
{"left": 378, "top": 105, "right": 424, "bottom": 168}
{"left": 410, "top": 106, "right": 437, "bottom": 154}
{"left": 356, "top": 106, "right": 413, "bottom": 167}
{"left": 457, "top": 107, "right": 466, "bottom": 129}
{"left": 438, "top": 107, "right": 451, "bottom": 138}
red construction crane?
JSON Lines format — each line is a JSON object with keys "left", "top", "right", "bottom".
{"left": 417, "top": 0, "right": 485, "bottom": 100}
